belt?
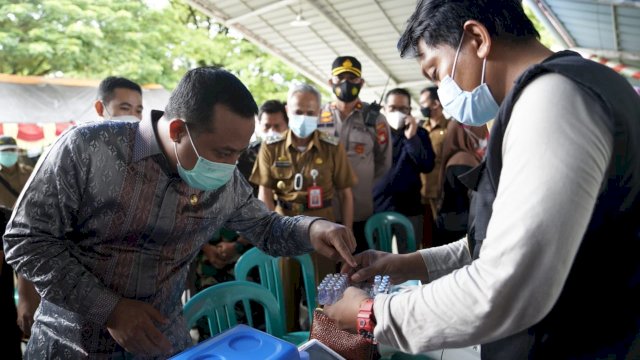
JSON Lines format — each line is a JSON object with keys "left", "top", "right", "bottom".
{"left": 276, "top": 199, "right": 332, "bottom": 213}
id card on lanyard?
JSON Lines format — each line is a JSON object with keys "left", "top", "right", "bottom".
{"left": 307, "top": 169, "right": 323, "bottom": 209}
{"left": 307, "top": 185, "right": 323, "bottom": 209}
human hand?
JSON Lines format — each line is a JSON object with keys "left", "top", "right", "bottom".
{"left": 106, "top": 298, "right": 172, "bottom": 356}
{"left": 404, "top": 115, "right": 418, "bottom": 139}
{"left": 309, "top": 220, "right": 357, "bottom": 267}
{"left": 323, "top": 287, "right": 371, "bottom": 332}
{"left": 341, "top": 250, "right": 427, "bottom": 284}
{"left": 201, "top": 243, "right": 228, "bottom": 269}
{"left": 17, "top": 275, "right": 40, "bottom": 338}
{"left": 17, "top": 290, "right": 40, "bottom": 338}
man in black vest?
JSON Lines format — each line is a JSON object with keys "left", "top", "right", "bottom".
{"left": 324, "top": 1, "right": 640, "bottom": 359}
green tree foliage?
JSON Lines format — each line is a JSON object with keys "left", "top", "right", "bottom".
{"left": 0, "top": 0, "right": 309, "bottom": 104}
{"left": 523, "top": 3, "right": 558, "bottom": 49}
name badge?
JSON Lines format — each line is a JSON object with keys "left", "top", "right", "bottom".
{"left": 307, "top": 186, "right": 323, "bottom": 209}
{"left": 275, "top": 160, "right": 291, "bottom": 168}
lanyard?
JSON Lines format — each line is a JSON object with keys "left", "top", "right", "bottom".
{"left": 291, "top": 146, "right": 316, "bottom": 191}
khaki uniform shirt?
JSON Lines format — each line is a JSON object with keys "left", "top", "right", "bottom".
{"left": 318, "top": 101, "right": 392, "bottom": 222}
{"left": 421, "top": 117, "right": 450, "bottom": 201}
{"left": 250, "top": 129, "right": 355, "bottom": 221}
{"left": 0, "top": 163, "right": 33, "bottom": 208}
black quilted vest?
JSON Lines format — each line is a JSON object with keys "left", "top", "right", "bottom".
{"left": 464, "top": 51, "right": 640, "bottom": 359}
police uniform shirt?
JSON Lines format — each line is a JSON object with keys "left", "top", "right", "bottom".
{"left": 317, "top": 101, "right": 392, "bottom": 222}
{"left": 249, "top": 129, "right": 355, "bottom": 219}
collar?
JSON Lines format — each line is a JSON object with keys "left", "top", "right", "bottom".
{"left": 285, "top": 129, "right": 322, "bottom": 152}
{"left": 132, "top": 110, "right": 164, "bottom": 162}
{"left": 330, "top": 100, "right": 364, "bottom": 111}
{"left": 429, "top": 116, "right": 448, "bottom": 131}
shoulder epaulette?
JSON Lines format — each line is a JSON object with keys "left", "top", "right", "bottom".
{"left": 265, "top": 134, "right": 285, "bottom": 145}
{"left": 319, "top": 132, "right": 340, "bottom": 146}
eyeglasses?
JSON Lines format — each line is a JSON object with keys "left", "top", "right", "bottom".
{"left": 330, "top": 73, "right": 363, "bottom": 85}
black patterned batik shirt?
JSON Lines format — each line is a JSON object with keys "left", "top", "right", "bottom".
{"left": 3, "top": 111, "right": 315, "bottom": 359}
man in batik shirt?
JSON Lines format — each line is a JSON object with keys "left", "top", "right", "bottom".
{"left": 4, "top": 67, "right": 357, "bottom": 358}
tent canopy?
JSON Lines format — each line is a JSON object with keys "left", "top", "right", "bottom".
{"left": 187, "top": 0, "right": 640, "bottom": 110}
{"left": 524, "top": 0, "right": 640, "bottom": 84}
{"left": 187, "top": 0, "right": 426, "bottom": 106}
{"left": 2, "top": 1, "right": 637, "bottom": 127}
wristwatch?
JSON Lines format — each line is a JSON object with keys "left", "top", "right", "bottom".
{"left": 357, "top": 298, "right": 376, "bottom": 342}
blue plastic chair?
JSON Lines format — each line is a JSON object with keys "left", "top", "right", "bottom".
{"left": 234, "top": 247, "right": 316, "bottom": 345}
{"left": 183, "top": 280, "right": 286, "bottom": 338}
{"left": 365, "top": 211, "right": 417, "bottom": 253}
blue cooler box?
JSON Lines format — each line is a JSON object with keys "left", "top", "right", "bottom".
{"left": 170, "top": 324, "right": 307, "bottom": 360}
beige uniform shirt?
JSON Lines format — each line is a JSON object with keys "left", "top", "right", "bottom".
{"left": 250, "top": 129, "right": 355, "bottom": 221}
{"left": 0, "top": 163, "right": 33, "bottom": 208}
{"left": 318, "top": 101, "right": 392, "bottom": 222}
{"left": 421, "top": 117, "right": 449, "bottom": 201}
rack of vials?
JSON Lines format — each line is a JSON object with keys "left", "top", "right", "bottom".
{"left": 317, "top": 273, "right": 391, "bottom": 305}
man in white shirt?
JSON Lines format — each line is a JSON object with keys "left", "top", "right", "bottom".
{"left": 325, "top": 1, "right": 640, "bottom": 359}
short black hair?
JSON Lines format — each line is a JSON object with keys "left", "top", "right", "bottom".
{"left": 258, "top": 100, "right": 288, "bottom": 124}
{"left": 164, "top": 67, "right": 258, "bottom": 133}
{"left": 398, "top": 0, "right": 540, "bottom": 58}
{"left": 421, "top": 86, "right": 439, "bottom": 102}
{"left": 385, "top": 88, "right": 412, "bottom": 107}
{"left": 97, "top": 76, "right": 142, "bottom": 104}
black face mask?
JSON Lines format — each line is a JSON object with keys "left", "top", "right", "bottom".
{"left": 420, "top": 106, "right": 431, "bottom": 118}
{"left": 333, "top": 81, "right": 362, "bottom": 103}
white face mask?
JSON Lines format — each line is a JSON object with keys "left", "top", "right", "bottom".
{"left": 386, "top": 111, "right": 406, "bottom": 130}
{"left": 261, "top": 128, "right": 282, "bottom": 139}
{"left": 109, "top": 115, "right": 141, "bottom": 122}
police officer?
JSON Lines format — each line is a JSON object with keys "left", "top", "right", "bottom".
{"left": 318, "top": 56, "right": 392, "bottom": 253}
{"left": 250, "top": 83, "right": 355, "bottom": 331}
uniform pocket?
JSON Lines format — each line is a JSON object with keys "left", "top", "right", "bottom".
{"left": 348, "top": 126, "right": 373, "bottom": 157}
{"left": 269, "top": 164, "right": 294, "bottom": 192}
{"left": 270, "top": 164, "right": 293, "bottom": 179}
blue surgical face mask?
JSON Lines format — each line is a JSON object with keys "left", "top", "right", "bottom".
{"left": 0, "top": 152, "right": 18, "bottom": 168}
{"left": 289, "top": 115, "right": 318, "bottom": 138}
{"left": 174, "top": 124, "right": 236, "bottom": 191}
{"left": 437, "top": 33, "right": 499, "bottom": 126}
